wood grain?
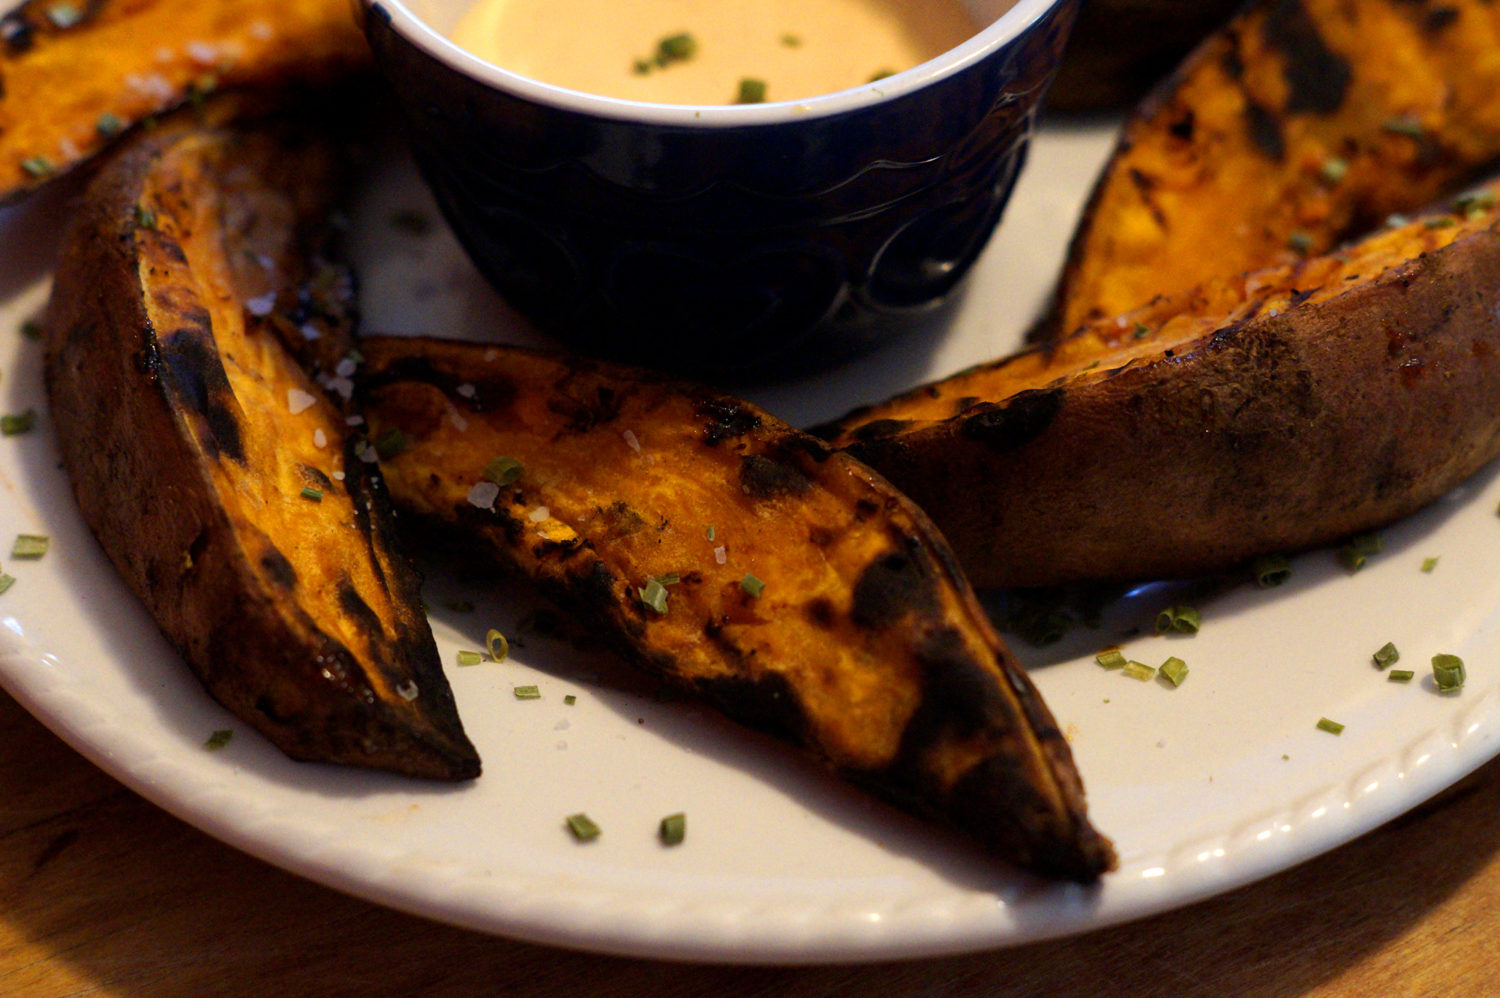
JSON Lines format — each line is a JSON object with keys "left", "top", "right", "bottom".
{"left": 2, "top": 687, "right": 1498, "bottom": 997}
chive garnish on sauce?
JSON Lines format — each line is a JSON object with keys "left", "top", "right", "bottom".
{"left": 204, "top": 729, "right": 233, "bottom": 750}
{"left": 1094, "top": 648, "right": 1126, "bottom": 670}
{"left": 1155, "top": 605, "right": 1200, "bottom": 635}
{"left": 566, "top": 813, "right": 601, "bottom": 841}
{"left": 0, "top": 573, "right": 15, "bottom": 595}
{"left": 1388, "top": 669, "right": 1415, "bottom": 683}
{"left": 1337, "top": 532, "right": 1382, "bottom": 571}
{"left": 1122, "top": 661, "right": 1156, "bottom": 681}
{"left": 1316, "top": 717, "right": 1345, "bottom": 735}
{"left": 486, "top": 628, "right": 509, "bottom": 662}
{"left": 1252, "top": 554, "right": 1290, "bottom": 588}
{"left": 735, "top": 78, "right": 767, "bottom": 104}
{"left": 1159, "top": 656, "right": 1188, "bottom": 687}
{"left": 456, "top": 650, "right": 483, "bottom": 666}
{"left": 514, "top": 685, "right": 541, "bottom": 699}
{"left": 1372, "top": 642, "right": 1399, "bottom": 669}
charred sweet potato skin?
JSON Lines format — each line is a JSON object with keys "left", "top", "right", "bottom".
{"left": 826, "top": 192, "right": 1500, "bottom": 588}
{"left": 1050, "top": 0, "right": 1500, "bottom": 337}
{"left": 0, "top": 0, "right": 368, "bottom": 202}
{"left": 358, "top": 338, "right": 1114, "bottom": 880}
{"left": 43, "top": 108, "right": 478, "bottom": 779}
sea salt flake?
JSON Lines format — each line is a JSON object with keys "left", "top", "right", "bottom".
{"left": 313, "top": 429, "right": 327, "bottom": 449}
{"left": 335, "top": 357, "right": 358, "bottom": 378}
{"left": 456, "top": 383, "right": 476, "bottom": 399}
{"left": 332, "top": 471, "right": 345, "bottom": 481}
{"left": 623, "top": 429, "right": 641, "bottom": 452}
{"left": 245, "top": 292, "right": 276, "bottom": 317}
{"left": 714, "top": 545, "right": 727, "bottom": 565}
{"left": 300, "top": 322, "right": 321, "bottom": 341}
{"left": 287, "top": 388, "right": 317, "bottom": 414}
{"left": 529, "top": 506, "right": 550, "bottom": 523}
{"left": 467, "top": 482, "right": 500, "bottom": 510}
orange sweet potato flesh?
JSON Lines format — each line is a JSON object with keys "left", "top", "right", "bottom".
{"left": 44, "top": 102, "right": 479, "bottom": 779}
{"left": 1049, "top": 0, "right": 1500, "bottom": 339}
{"left": 823, "top": 183, "right": 1500, "bottom": 589}
{"left": 357, "top": 337, "right": 1116, "bottom": 881}
{"left": 0, "top": 0, "right": 368, "bottom": 202}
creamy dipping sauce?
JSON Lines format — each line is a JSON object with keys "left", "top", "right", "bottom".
{"left": 450, "top": 0, "right": 985, "bottom": 105}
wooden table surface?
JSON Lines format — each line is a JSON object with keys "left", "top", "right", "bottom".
{"left": 3, "top": 687, "right": 1498, "bottom": 997}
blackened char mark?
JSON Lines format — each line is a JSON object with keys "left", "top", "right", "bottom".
{"left": 698, "top": 398, "right": 762, "bottom": 445}
{"left": 159, "top": 327, "right": 246, "bottom": 464}
{"left": 337, "top": 579, "right": 385, "bottom": 639}
{"left": 959, "top": 388, "right": 1063, "bottom": 454}
{"left": 851, "top": 540, "right": 941, "bottom": 630}
{"left": 358, "top": 354, "right": 517, "bottom": 412}
{"left": 692, "top": 670, "right": 807, "bottom": 743}
{"left": 1262, "top": 0, "right": 1352, "bottom": 114}
{"left": 848, "top": 417, "right": 913, "bottom": 442}
{"left": 1423, "top": 6, "right": 1460, "bottom": 33}
{"left": 739, "top": 452, "right": 812, "bottom": 499}
{"left": 547, "top": 383, "right": 623, "bottom": 433}
{"left": 260, "top": 545, "right": 298, "bottom": 590}
{"left": 1244, "top": 101, "right": 1287, "bottom": 160}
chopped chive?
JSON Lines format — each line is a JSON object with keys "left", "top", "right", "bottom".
{"left": 1, "top": 409, "right": 35, "bottom": 435}
{"left": 299, "top": 486, "right": 323, "bottom": 502}
{"left": 735, "top": 78, "right": 767, "bottom": 104}
{"left": 483, "top": 455, "right": 523, "bottom": 486}
{"left": 659, "top": 812, "right": 686, "bottom": 845}
{"left": 20, "top": 156, "right": 54, "bottom": 178}
{"left": 868, "top": 68, "right": 895, "bottom": 82}
{"left": 566, "top": 812, "right": 601, "bottom": 840}
{"left": 654, "top": 572, "right": 682, "bottom": 587}
{"left": 639, "top": 577, "right": 669, "bottom": 614}
{"left": 1122, "top": 661, "right": 1156, "bottom": 681}
{"left": 1155, "top": 605, "right": 1201, "bottom": 635}
{"left": 1421, "top": 556, "right": 1439, "bottom": 573}
{"left": 1455, "top": 189, "right": 1497, "bottom": 217}
{"left": 1252, "top": 553, "right": 1291, "bottom": 588}
{"left": 456, "top": 650, "right": 483, "bottom": 666}
{"left": 1388, "top": 669, "right": 1415, "bottom": 683}
{"left": 1132, "top": 322, "right": 1150, "bottom": 339}
{"left": 514, "top": 684, "right": 541, "bottom": 699}
{"left": 1094, "top": 647, "right": 1127, "bottom": 670}
{"left": 0, "top": 573, "right": 14, "bottom": 595}
{"left": 1316, "top": 717, "right": 1345, "bottom": 734}
{"left": 373, "top": 427, "right": 408, "bottom": 460}
{"left": 1319, "top": 157, "right": 1348, "bottom": 184}
{"left": 1424, "top": 215, "right": 1456, "bottom": 229}
{"left": 204, "top": 728, "right": 233, "bottom": 750}
{"left": 564, "top": 694, "right": 577, "bottom": 705}
{"left": 780, "top": 32, "right": 802, "bottom": 47}
{"left": 632, "top": 58, "right": 652, "bottom": 75}
{"left": 486, "top": 627, "right": 509, "bottom": 662}
{"left": 19, "top": 319, "right": 42, "bottom": 340}
{"left": 1383, "top": 115, "right": 1425, "bottom": 138}
{"left": 1372, "top": 642, "right": 1400, "bottom": 669}
{"left": 46, "top": 3, "right": 83, "bottom": 28}
{"left": 1432, "top": 653, "right": 1466, "bottom": 692}
{"left": 1287, "top": 231, "right": 1313, "bottom": 254}
{"left": 11, "top": 534, "right": 48, "bottom": 559}
{"left": 133, "top": 203, "right": 157, "bottom": 229}
{"left": 1337, "top": 532, "right": 1382, "bottom": 571}
{"left": 740, "top": 573, "right": 765, "bottom": 598}
{"left": 1159, "top": 656, "right": 1188, "bottom": 687}
{"left": 705, "top": 525, "right": 716, "bottom": 542}
{"left": 656, "top": 32, "right": 697, "bottom": 63}
{"left": 96, "top": 112, "right": 125, "bottom": 137}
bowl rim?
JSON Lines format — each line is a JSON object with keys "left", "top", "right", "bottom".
{"left": 361, "top": 0, "right": 1068, "bottom": 127}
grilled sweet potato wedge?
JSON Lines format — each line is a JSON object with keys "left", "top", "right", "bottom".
{"left": 1048, "top": 0, "right": 1500, "bottom": 339}
{"left": 357, "top": 337, "right": 1115, "bottom": 880}
{"left": 0, "top": 0, "right": 368, "bottom": 202}
{"left": 44, "top": 105, "right": 479, "bottom": 779}
{"left": 824, "top": 184, "right": 1500, "bottom": 588}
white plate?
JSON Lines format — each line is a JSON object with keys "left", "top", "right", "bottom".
{"left": 4, "top": 117, "right": 1500, "bottom": 964}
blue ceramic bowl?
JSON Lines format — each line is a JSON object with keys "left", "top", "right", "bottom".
{"left": 358, "top": 0, "right": 1079, "bottom": 375}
